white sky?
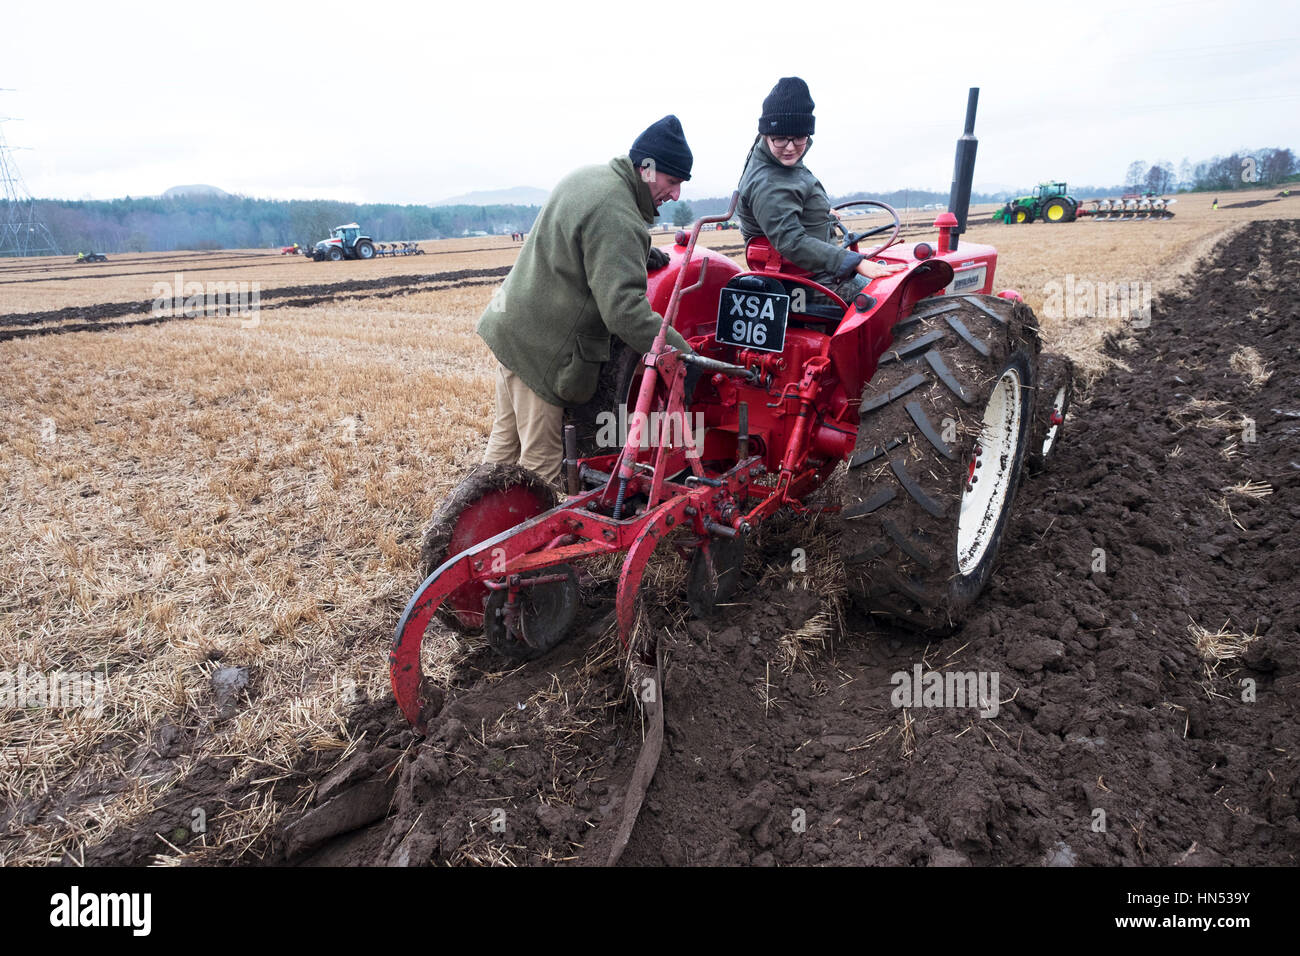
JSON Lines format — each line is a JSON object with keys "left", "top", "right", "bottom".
{"left": 4, "top": 0, "right": 1298, "bottom": 203}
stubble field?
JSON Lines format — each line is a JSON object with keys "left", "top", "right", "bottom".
{"left": 1, "top": 186, "right": 1297, "bottom": 865}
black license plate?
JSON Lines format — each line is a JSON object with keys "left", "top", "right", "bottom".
{"left": 715, "top": 288, "right": 789, "bottom": 353}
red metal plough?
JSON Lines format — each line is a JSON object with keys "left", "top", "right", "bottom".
{"left": 390, "top": 198, "right": 767, "bottom": 731}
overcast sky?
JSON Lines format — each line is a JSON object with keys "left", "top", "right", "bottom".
{"left": 4, "top": 0, "right": 1297, "bottom": 204}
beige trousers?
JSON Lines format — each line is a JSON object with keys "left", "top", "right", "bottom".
{"left": 482, "top": 363, "right": 564, "bottom": 485}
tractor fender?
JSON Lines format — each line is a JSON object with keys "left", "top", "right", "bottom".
{"left": 829, "top": 258, "right": 955, "bottom": 391}
{"left": 645, "top": 242, "right": 742, "bottom": 340}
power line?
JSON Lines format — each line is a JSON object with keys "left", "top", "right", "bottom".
{"left": 0, "top": 117, "right": 60, "bottom": 257}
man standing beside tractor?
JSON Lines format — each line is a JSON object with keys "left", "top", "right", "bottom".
{"left": 475, "top": 116, "right": 696, "bottom": 486}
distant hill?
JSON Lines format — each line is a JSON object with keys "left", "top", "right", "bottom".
{"left": 433, "top": 186, "right": 548, "bottom": 207}
{"left": 162, "top": 184, "right": 230, "bottom": 199}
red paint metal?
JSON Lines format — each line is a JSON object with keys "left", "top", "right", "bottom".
{"left": 934, "top": 212, "right": 959, "bottom": 254}
{"left": 440, "top": 484, "right": 552, "bottom": 629}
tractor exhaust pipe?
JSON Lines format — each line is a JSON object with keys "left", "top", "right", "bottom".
{"left": 946, "top": 87, "right": 979, "bottom": 251}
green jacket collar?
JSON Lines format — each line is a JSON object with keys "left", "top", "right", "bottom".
{"left": 611, "top": 155, "right": 657, "bottom": 223}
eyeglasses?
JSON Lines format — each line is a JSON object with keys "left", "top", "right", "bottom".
{"left": 769, "top": 136, "right": 808, "bottom": 149}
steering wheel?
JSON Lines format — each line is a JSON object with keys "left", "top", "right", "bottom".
{"left": 830, "top": 200, "right": 901, "bottom": 260}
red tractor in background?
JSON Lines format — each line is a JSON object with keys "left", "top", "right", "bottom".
{"left": 391, "top": 89, "right": 1074, "bottom": 743}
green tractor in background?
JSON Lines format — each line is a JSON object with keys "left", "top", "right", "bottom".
{"left": 993, "top": 182, "right": 1080, "bottom": 224}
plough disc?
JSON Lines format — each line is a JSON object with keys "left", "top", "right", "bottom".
{"left": 484, "top": 565, "right": 580, "bottom": 660}
{"left": 686, "top": 535, "right": 745, "bottom": 618}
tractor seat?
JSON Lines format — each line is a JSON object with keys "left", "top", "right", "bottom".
{"left": 742, "top": 237, "right": 847, "bottom": 321}
{"left": 745, "top": 236, "right": 811, "bottom": 277}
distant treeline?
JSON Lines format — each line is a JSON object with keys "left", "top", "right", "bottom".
{"left": 1125, "top": 148, "right": 1298, "bottom": 195}
{"left": 30, "top": 195, "right": 543, "bottom": 254}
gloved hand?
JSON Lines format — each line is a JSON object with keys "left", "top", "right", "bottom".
{"left": 647, "top": 246, "right": 670, "bottom": 272}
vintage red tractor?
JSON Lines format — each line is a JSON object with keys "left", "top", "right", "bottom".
{"left": 390, "top": 89, "right": 1074, "bottom": 735}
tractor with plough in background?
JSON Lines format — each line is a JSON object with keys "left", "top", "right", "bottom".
{"left": 994, "top": 181, "right": 1176, "bottom": 223}
{"left": 389, "top": 90, "right": 1075, "bottom": 859}
{"left": 309, "top": 223, "right": 377, "bottom": 261}
{"left": 309, "top": 223, "right": 425, "bottom": 260}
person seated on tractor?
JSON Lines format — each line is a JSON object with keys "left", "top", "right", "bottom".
{"left": 737, "top": 77, "right": 902, "bottom": 303}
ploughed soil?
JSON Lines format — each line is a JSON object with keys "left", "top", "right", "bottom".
{"left": 85, "top": 220, "right": 1300, "bottom": 866}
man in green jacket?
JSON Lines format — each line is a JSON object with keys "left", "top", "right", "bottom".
{"left": 477, "top": 115, "right": 694, "bottom": 485}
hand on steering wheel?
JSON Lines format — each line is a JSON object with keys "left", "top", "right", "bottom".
{"left": 830, "top": 199, "right": 901, "bottom": 261}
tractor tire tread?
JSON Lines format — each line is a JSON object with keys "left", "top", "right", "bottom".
{"left": 878, "top": 329, "right": 946, "bottom": 365}
{"left": 905, "top": 400, "right": 958, "bottom": 460}
{"left": 945, "top": 315, "right": 993, "bottom": 358}
{"left": 837, "top": 294, "right": 1040, "bottom": 634}
{"left": 924, "top": 350, "right": 977, "bottom": 404}
{"left": 848, "top": 436, "right": 904, "bottom": 470}
{"left": 858, "top": 372, "right": 929, "bottom": 417}
{"left": 961, "top": 295, "right": 1009, "bottom": 325}
{"left": 565, "top": 341, "right": 641, "bottom": 459}
{"left": 842, "top": 486, "right": 896, "bottom": 520}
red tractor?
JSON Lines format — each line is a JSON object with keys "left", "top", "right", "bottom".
{"left": 390, "top": 89, "right": 1074, "bottom": 737}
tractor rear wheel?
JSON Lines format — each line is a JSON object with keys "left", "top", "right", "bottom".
{"left": 1027, "top": 352, "right": 1074, "bottom": 473}
{"left": 418, "top": 463, "right": 558, "bottom": 632}
{"left": 565, "top": 341, "right": 643, "bottom": 459}
{"left": 1042, "top": 199, "right": 1074, "bottom": 223}
{"left": 837, "top": 294, "right": 1040, "bottom": 634}
{"left": 355, "top": 240, "right": 375, "bottom": 260}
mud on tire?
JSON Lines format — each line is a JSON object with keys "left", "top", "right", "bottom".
{"left": 419, "top": 462, "right": 558, "bottom": 632}
{"left": 1027, "top": 352, "right": 1074, "bottom": 473}
{"left": 838, "top": 294, "right": 1041, "bottom": 634}
{"left": 565, "top": 341, "right": 641, "bottom": 459}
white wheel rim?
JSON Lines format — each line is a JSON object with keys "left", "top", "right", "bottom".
{"left": 957, "top": 368, "right": 1023, "bottom": 575}
{"left": 1041, "top": 384, "right": 1067, "bottom": 457}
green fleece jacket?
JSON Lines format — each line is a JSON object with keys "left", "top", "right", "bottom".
{"left": 736, "top": 136, "right": 862, "bottom": 281}
{"left": 476, "top": 156, "right": 691, "bottom": 408}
